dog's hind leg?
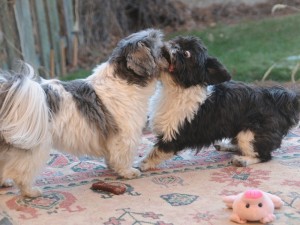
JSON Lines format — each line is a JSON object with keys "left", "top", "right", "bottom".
{"left": 0, "top": 159, "right": 14, "bottom": 187}
{"left": 1, "top": 142, "right": 50, "bottom": 197}
{"left": 0, "top": 179, "right": 14, "bottom": 187}
{"left": 140, "top": 147, "right": 175, "bottom": 171}
{"left": 231, "top": 130, "right": 261, "bottom": 167}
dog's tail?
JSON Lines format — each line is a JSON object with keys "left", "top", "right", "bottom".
{"left": 271, "top": 86, "right": 300, "bottom": 127}
{"left": 0, "top": 64, "right": 49, "bottom": 149}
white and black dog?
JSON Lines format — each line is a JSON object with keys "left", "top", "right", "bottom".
{"left": 0, "top": 29, "right": 164, "bottom": 197}
{"left": 140, "top": 36, "right": 300, "bottom": 171}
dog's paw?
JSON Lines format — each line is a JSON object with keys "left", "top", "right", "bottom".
{"left": 231, "top": 156, "right": 248, "bottom": 167}
{"left": 231, "top": 155, "right": 261, "bottom": 167}
{"left": 0, "top": 179, "right": 14, "bottom": 187}
{"left": 139, "top": 160, "right": 157, "bottom": 172}
{"left": 119, "top": 168, "right": 141, "bottom": 179}
{"left": 21, "top": 187, "right": 42, "bottom": 198}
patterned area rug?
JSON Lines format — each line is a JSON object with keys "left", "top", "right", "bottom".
{"left": 0, "top": 129, "right": 300, "bottom": 225}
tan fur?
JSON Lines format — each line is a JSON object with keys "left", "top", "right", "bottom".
{"left": 140, "top": 147, "right": 174, "bottom": 171}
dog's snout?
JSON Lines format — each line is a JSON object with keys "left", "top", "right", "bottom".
{"left": 167, "top": 43, "right": 180, "bottom": 57}
{"left": 171, "top": 49, "right": 177, "bottom": 55}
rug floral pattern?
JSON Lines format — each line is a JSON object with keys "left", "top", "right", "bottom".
{"left": 0, "top": 130, "right": 300, "bottom": 225}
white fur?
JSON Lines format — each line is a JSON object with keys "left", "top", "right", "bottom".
{"left": 0, "top": 62, "right": 157, "bottom": 197}
{"left": 0, "top": 137, "right": 51, "bottom": 197}
{"left": 49, "top": 63, "right": 156, "bottom": 177}
{"left": 231, "top": 130, "right": 261, "bottom": 166}
{"left": 214, "top": 139, "right": 239, "bottom": 152}
{"left": 214, "top": 130, "right": 260, "bottom": 166}
{"left": 0, "top": 65, "right": 51, "bottom": 196}
{"left": 149, "top": 72, "right": 208, "bottom": 142}
{"left": 142, "top": 76, "right": 209, "bottom": 170}
{"left": 144, "top": 80, "right": 263, "bottom": 169}
{"left": 0, "top": 65, "right": 49, "bottom": 149}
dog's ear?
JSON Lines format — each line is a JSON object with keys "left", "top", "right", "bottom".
{"left": 206, "top": 57, "right": 231, "bottom": 85}
{"left": 126, "top": 41, "right": 156, "bottom": 77}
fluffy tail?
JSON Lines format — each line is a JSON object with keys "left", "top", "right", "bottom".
{"left": 0, "top": 64, "right": 49, "bottom": 149}
{"left": 271, "top": 86, "right": 300, "bottom": 126}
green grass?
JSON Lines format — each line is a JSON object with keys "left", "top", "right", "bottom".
{"left": 62, "top": 69, "right": 91, "bottom": 81}
{"left": 65, "top": 14, "right": 300, "bottom": 82}
{"left": 170, "top": 14, "right": 300, "bottom": 82}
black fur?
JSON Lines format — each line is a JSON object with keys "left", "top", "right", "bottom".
{"left": 155, "top": 36, "right": 300, "bottom": 164}
{"left": 42, "top": 84, "right": 61, "bottom": 115}
{"left": 61, "top": 80, "right": 118, "bottom": 136}
{"left": 164, "top": 36, "right": 231, "bottom": 88}
{"left": 156, "top": 81, "right": 300, "bottom": 162}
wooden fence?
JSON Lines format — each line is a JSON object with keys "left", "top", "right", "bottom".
{"left": 0, "top": 0, "right": 79, "bottom": 78}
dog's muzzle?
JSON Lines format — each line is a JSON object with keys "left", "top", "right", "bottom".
{"left": 161, "top": 44, "right": 176, "bottom": 72}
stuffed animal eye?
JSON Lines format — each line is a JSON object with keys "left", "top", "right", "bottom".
{"left": 258, "top": 203, "right": 263, "bottom": 207}
{"left": 183, "top": 51, "right": 191, "bottom": 58}
{"left": 245, "top": 203, "right": 250, "bottom": 208}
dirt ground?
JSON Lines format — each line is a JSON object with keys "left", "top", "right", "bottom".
{"left": 179, "top": 0, "right": 300, "bottom": 31}
{"left": 77, "top": 0, "right": 300, "bottom": 69}
{"left": 183, "top": 0, "right": 268, "bottom": 7}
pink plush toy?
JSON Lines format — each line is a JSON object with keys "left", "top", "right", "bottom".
{"left": 222, "top": 189, "right": 284, "bottom": 224}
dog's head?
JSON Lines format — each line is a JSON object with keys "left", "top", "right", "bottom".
{"left": 109, "top": 29, "right": 164, "bottom": 86}
{"left": 161, "top": 36, "right": 231, "bottom": 88}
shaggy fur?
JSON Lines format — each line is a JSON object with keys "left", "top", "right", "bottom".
{"left": 0, "top": 29, "right": 164, "bottom": 197}
{"left": 140, "top": 36, "right": 300, "bottom": 171}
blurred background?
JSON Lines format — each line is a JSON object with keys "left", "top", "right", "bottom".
{"left": 0, "top": 0, "right": 299, "bottom": 82}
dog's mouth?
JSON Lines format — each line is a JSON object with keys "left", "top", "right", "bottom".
{"left": 161, "top": 45, "right": 175, "bottom": 73}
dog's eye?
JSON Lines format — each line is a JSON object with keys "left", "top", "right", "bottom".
{"left": 258, "top": 203, "right": 263, "bottom": 207}
{"left": 138, "top": 41, "right": 146, "bottom": 47}
{"left": 183, "top": 51, "right": 191, "bottom": 58}
{"left": 245, "top": 203, "right": 250, "bottom": 208}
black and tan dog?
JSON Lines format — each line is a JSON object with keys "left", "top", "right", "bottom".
{"left": 141, "top": 36, "right": 300, "bottom": 171}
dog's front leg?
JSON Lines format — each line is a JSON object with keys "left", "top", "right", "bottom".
{"left": 0, "top": 143, "right": 50, "bottom": 197}
{"left": 106, "top": 136, "right": 141, "bottom": 179}
{"left": 0, "top": 162, "right": 14, "bottom": 188}
{"left": 140, "top": 147, "right": 175, "bottom": 171}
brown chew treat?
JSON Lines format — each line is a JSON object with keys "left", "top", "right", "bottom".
{"left": 91, "top": 181, "right": 126, "bottom": 195}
